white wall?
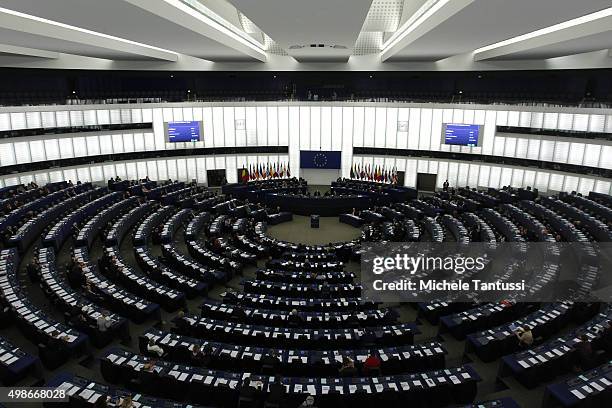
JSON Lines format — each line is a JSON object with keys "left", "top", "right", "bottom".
{"left": 0, "top": 154, "right": 288, "bottom": 188}
{"left": 300, "top": 169, "right": 341, "bottom": 186}
{"left": 1, "top": 102, "right": 612, "bottom": 193}
{"left": 353, "top": 155, "right": 611, "bottom": 196}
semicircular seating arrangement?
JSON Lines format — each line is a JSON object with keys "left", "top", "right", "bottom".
{"left": 0, "top": 177, "right": 611, "bottom": 408}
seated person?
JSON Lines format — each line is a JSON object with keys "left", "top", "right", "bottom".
{"left": 48, "top": 330, "right": 69, "bottom": 355}
{"left": 239, "top": 377, "right": 260, "bottom": 404}
{"left": 96, "top": 311, "right": 112, "bottom": 333}
{"left": 288, "top": 309, "right": 302, "bottom": 326}
{"left": 69, "top": 312, "right": 89, "bottom": 331}
{"left": 118, "top": 395, "right": 134, "bottom": 408}
{"left": 338, "top": 356, "right": 357, "bottom": 377}
{"left": 231, "top": 305, "right": 247, "bottom": 321}
{"left": 191, "top": 344, "right": 212, "bottom": 367}
{"left": 515, "top": 326, "right": 533, "bottom": 348}
{"left": 261, "top": 350, "right": 280, "bottom": 373}
{"left": 146, "top": 339, "right": 165, "bottom": 357}
{"left": 574, "top": 334, "right": 596, "bottom": 371}
{"left": 363, "top": 351, "right": 382, "bottom": 375}
{"left": 267, "top": 378, "right": 285, "bottom": 405}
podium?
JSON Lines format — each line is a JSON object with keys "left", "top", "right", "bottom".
{"left": 310, "top": 214, "right": 320, "bottom": 228}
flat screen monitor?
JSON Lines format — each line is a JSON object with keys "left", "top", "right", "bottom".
{"left": 442, "top": 124, "right": 482, "bottom": 147}
{"left": 165, "top": 121, "right": 202, "bottom": 142}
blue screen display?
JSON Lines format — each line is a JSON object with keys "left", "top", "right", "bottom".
{"left": 167, "top": 121, "right": 201, "bottom": 142}
{"left": 444, "top": 124, "right": 480, "bottom": 146}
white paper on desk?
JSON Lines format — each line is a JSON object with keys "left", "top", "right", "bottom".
{"left": 570, "top": 389, "right": 585, "bottom": 399}
{"left": 307, "top": 385, "right": 316, "bottom": 394}
{"left": 601, "top": 378, "right": 612, "bottom": 386}
{"left": 79, "top": 389, "right": 95, "bottom": 400}
{"left": 321, "top": 386, "right": 330, "bottom": 395}
{"left": 67, "top": 385, "right": 80, "bottom": 396}
{"left": 178, "top": 373, "right": 188, "bottom": 381}
{"left": 88, "top": 393, "right": 101, "bottom": 403}
{"left": 582, "top": 385, "right": 593, "bottom": 394}
{"left": 590, "top": 382, "right": 604, "bottom": 392}
{"left": 449, "top": 376, "right": 461, "bottom": 385}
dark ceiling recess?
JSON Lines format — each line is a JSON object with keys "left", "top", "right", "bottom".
{"left": 0, "top": 68, "right": 611, "bottom": 106}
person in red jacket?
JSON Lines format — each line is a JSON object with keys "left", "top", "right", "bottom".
{"left": 363, "top": 350, "right": 382, "bottom": 375}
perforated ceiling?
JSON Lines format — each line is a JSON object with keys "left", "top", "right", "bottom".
{"left": 354, "top": 0, "right": 404, "bottom": 55}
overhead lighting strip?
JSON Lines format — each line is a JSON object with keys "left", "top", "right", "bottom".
{"left": 382, "top": 0, "right": 443, "bottom": 51}
{"left": 0, "top": 6, "right": 179, "bottom": 57}
{"left": 474, "top": 7, "right": 612, "bottom": 55}
{"left": 179, "top": 0, "right": 266, "bottom": 52}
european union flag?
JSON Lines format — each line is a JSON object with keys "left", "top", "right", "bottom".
{"left": 300, "top": 150, "right": 342, "bottom": 169}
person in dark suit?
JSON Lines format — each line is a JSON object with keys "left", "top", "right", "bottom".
{"left": 574, "top": 335, "right": 596, "bottom": 371}
{"left": 239, "top": 377, "right": 261, "bottom": 407}
{"left": 48, "top": 330, "right": 69, "bottom": 357}
{"left": 261, "top": 351, "right": 280, "bottom": 374}
{"left": 267, "top": 378, "right": 284, "bottom": 406}
{"left": 443, "top": 180, "right": 450, "bottom": 192}
{"left": 288, "top": 309, "right": 302, "bottom": 327}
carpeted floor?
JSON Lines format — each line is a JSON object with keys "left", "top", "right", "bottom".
{"left": 266, "top": 215, "right": 362, "bottom": 245}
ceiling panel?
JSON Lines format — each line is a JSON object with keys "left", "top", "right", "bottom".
{"left": 388, "top": 0, "right": 611, "bottom": 61}
{"left": 0, "top": 0, "right": 251, "bottom": 60}
{"left": 229, "top": 0, "right": 373, "bottom": 50}
{"left": 0, "top": 27, "right": 151, "bottom": 59}
{"left": 498, "top": 31, "right": 612, "bottom": 60}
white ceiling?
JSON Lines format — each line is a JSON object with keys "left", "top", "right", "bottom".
{"left": 388, "top": 0, "right": 612, "bottom": 61}
{"left": 0, "top": 0, "right": 249, "bottom": 60}
{"left": 229, "top": 0, "right": 373, "bottom": 50}
{"left": 0, "top": 26, "right": 150, "bottom": 60}
{"left": 497, "top": 31, "right": 612, "bottom": 60}
{"left": 0, "top": 0, "right": 610, "bottom": 70}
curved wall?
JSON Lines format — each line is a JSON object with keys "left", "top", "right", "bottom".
{"left": 0, "top": 102, "right": 611, "bottom": 193}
